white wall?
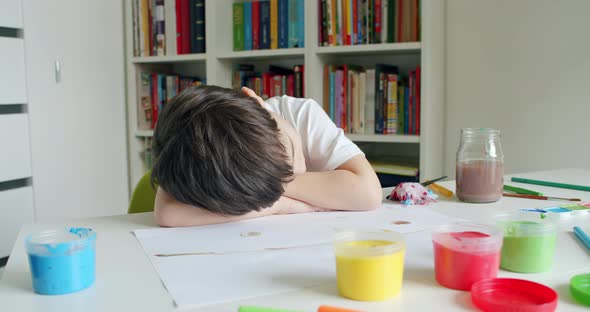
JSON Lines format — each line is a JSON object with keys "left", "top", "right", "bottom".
{"left": 444, "top": 0, "right": 590, "bottom": 177}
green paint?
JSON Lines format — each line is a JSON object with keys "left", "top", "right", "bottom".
{"left": 500, "top": 221, "right": 557, "bottom": 273}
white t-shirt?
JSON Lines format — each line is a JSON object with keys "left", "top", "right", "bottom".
{"left": 264, "top": 95, "right": 364, "bottom": 172}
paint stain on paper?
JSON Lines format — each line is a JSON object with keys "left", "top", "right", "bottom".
{"left": 240, "top": 231, "right": 261, "bottom": 237}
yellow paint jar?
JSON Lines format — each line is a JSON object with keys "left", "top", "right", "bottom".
{"left": 333, "top": 230, "right": 406, "bottom": 301}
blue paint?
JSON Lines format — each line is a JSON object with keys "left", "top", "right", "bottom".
{"left": 26, "top": 228, "right": 96, "bottom": 295}
{"left": 545, "top": 207, "right": 572, "bottom": 213}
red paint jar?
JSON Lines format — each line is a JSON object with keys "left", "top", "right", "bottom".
{"left": 432, "top": 223, "right": 503, "bottom": 291}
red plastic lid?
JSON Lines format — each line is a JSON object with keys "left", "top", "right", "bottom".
{"left": 471, "top": 278, "right": 558, "bottom": 312}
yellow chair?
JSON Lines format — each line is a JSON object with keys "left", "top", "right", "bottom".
{"left": 128, "top": 171, "right": 157, "bottom": 214}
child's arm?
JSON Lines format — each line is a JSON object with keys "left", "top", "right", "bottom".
{"left": 154, "top": 188, "right": 321, "bottom": 227}
{"left": 283, "top": 154, "right": 383, "bottom": 211}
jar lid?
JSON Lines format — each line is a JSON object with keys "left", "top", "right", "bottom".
{"left": 471, "top": 278, "right": 558, "bottom": 312}
{"left": 432, "top": 222, "right": 503, "bottom": 253}
{"left": 570, "top": 273, "right": 590, "bottom": 306}
{"left": 333, "top": 230, "right": 405, "bottom": 257}
{"left": 495, "top": 213, "right": 557, "bottom": 236}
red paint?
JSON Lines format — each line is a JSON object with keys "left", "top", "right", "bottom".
{"left": 433, "top": 232, "right": 501, "bottom": 291}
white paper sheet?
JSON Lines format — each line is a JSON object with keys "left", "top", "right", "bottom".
{"left": 133, "top": 204, "right": 463, "bottom": 309}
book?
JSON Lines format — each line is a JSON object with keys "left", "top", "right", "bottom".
{"left": 296, "top": 0, "right": 304, "bottom": 47}
{"left": 358, "top": 71, "right": 366, "bottom": 133}
{"left": 374, "top": 64, "right": 398, "bottom": 134}
{"left": 270, "top": 0, "right": 278, "bottom": 48}
{"left": 326, "top": 0, "right": 334, "bottom": 45}
{"left": 370, "top": 159, "right": 419, "bottom": 176}
{"left": 244, "top": 1, "right": 253, "bottom": 50}
{"left": 137, "top": 71, "right": 153, "bottom": 130}
{"left": 193, "top": 0, "right": 205, "bottom": 53}
{"left": 252, "top": 0, "right": 260, "bottom": 49}
{"left": 293, "top": 65, "right": 303, "bottom": 97}
{"left": 260, "top": 0, "right": 271, "bottom": 49}
{"left": 133, "top": 0, "right": 140, "bottom": 56}
{"left": 233, "top": 2, "right": 245, "bottom": 51}
{"left": 177, "top": 0, "right": 190, "bottom": 54}
{"left": 140, "top": 0, "right": 150, "bottom": 56}
{"left": 364, "top": 68, "right": 375, "bottom": 134}
{"left": 288, "top": 0, "right": 298, "bottom": 47}
{"left": 387, "top": 0, "right": 395, "bottom": 42}
{"left": 164, "top": 0, "right": 177, "bottom": 55}
{"left": 386, "top": 73, "right": 398, "bottom": 134}
{"left": 415, "top": 66, "right": 421, "bottom": 134}
{"left": 278, "top": 0, "right": 288, "bottom": 48}
{"left": 329, "top": 66, "right": 336, "bottom": 120}
{"left": 155, "top": 0, "right": 166, "bottom": 56}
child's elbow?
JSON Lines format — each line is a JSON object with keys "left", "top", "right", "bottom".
{"left": 366, "top": 188, "right": 383, "bottom": 210}
{"left": 154, "top": 202, "right": 177, "bottom": 227}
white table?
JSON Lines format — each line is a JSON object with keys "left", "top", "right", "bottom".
{"left": 1, "top": 169, "right": 589, "bottom": 311}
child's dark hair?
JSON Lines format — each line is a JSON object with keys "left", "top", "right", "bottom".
{"left": 151, "top": 85, "right": 293, "bottom": 215}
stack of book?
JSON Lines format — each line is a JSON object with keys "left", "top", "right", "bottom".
{"left": 137, "top": 72, "right": 204, "bottom": 130}
{"left": 323, "top": 63, "right": 420, "bottom": 135}
{"left": 370, "top": 157, "right": 419, "bottom": 187}
{"left": 318, "top": 0, "right": 420, "bottom": 46}
{"left": 232, "top": 64, "right": 304, "bottom": 98}
{"left": 132, "top": 0, "right": 206, "bottom": 56}
{"left": 233, "top": 0, "right": 305, "bottom": 51}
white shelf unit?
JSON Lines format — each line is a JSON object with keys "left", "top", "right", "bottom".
{"left": 0, "top": 0, "right": 34, "bottom": 259}
{"left": 124, "top": 0, "right": 445, "bottom": 188}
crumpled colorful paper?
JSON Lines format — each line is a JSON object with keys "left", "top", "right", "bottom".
{"left": 389, "top": 182, "right": 438, "bottom": 205}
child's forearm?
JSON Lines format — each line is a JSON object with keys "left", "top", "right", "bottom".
{"left": 154, "top": 188, "right": 277, "bottom": 227}
{"left": 284, "top": 156, "right": 383, "bottom": 211}
{"left": 154, "top": 189, "right": 320, "bottom": 227}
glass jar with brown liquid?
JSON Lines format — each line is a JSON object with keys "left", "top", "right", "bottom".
{"left": 456, "top": 128, "right": 504, "bottom": 203}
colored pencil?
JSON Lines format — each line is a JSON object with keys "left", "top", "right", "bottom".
{"left": 421, "top": 176, "right": 448, "bottom": 187}
{"left": 511, "top": 177, "right": 590, "bottom": 192}
{"left": 502, "top": 193, "right": 581, "bottom": 202}
{"left": 573, "top": 226, "right": 590, "bottom": 251}
{"left": 503, "top": 184, "right": 543, "bottom": 196}
{"left": 429, "top": 183, "right": 453, "bottom": 198}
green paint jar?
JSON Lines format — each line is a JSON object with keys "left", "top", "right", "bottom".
{"left": 495, "top": 215, "right": 557, "bottom": 273}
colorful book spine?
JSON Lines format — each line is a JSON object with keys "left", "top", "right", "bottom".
{"left": 244, "top": 1, "right": 253, "bottom": 50}
{"left": 132, "top": 0, "right": 139, "bottom": 56}
{"left": 164, "top": 0, "right": 177, "bottom": 55}
{"left": 386, "top": 73, "right": 398, "bottom": 134}
{"left": 252, "top": 0, "right": 260, "bottom": 49}
{"left": 416, "top": 66, "right": 421, "bottom": 134}
{"left": 179, "top": 0, "right": 191, "bottom": 53}
{"left": 357, "top": 0, "right": 363, "bottom": 44}
{"left": 294, "top": 65, "right": 303, "bottom": 97}
{"left": 155, "top": 0, "right": 166, "bottom": 56}
{"left": 336, "top": 0, "right": 342, "bottom": 45}
{"left": 278, "top": 0, "right": 288, "bottom": 48}
{"left": 348, "top": 0, "right": 354, "bottom": 45}
{"left": 270, "top": 0, "right": 278, "bottom": 48}
{"left": 137, "top": 72, "right": 152, "bottom": 130}
{"left": 398, "top": 79, "right": 404, "bottom": 134}
{"left": 326, "top": 0, "right": 334, "bottom": 45}
{"left": 365, "top": 68, "right": 375, "bottom": 134}
{"left": 387, "top": 0, "right": 395, "bottom": 42}
{"left": 297, "top": 0, "right": 304, "bottom": 47}
{"left": 329, "top": 67, "right": 335, "bottom": 120}
{"left": 381, "top": 0, "right": 387, "bottom": 43}
{"left": 358, "top": 71, "right": 366, "bottom": 133}
{"left": 260, "top": 0, "right": 271, "bottom": 49}
{"left": 151, "top": 74, "right": 159, "bottom": 127}
{"left": 288, "top": 0, "right": 298, "bottom": 47}
{"left": 373, "top": 0, "right": 381, "bottom": 43}
{"left": 404, "top": 85, "right": 409, "bottom": 133}
{"left": 335, "top": 69, "right": 343, "bottom": 127}
{"left": 233, "top": 2, "right": 245, "bottom": 51}
{"left": 193, "top": 0, "right": 205, "bottom": 53}
{"left": 320, "top": 0, "right": 327, "bottom": 46}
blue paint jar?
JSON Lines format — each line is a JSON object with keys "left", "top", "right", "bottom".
{"left": 25, "top": 227, "right": 96, "bottom": 295}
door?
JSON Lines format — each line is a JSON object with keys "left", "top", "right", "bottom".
{"left": 23, "top": 0, "right": 129, "bottom": 221}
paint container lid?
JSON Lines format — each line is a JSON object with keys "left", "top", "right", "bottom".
{"left": 333, "top": 230, "right": 405, "bottom": 257}
{"left": 495, "top": 213, "right": 557, "bottom": 237}
{"left": 570, "top": 273, "right": 590, "bottom": 306}
{"left": 432, "top": 222, "right": 503, "bottom": 254}
{"left": 471, "top": 278, "right": 558, "bottom": 312}
{"left": 26, "top": 227, "right": 96, "bottom": 257}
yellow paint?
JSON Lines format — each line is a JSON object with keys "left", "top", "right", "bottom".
{"left": 335, "top": 240, "right": 405, "bottom": 301}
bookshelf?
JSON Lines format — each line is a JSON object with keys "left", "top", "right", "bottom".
{"left": 124, "top": 0, "right": 445, "bottom": 189}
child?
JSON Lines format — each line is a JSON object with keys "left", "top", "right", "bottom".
{"left": 151, "top": 85, "right": 381, "bottom": 226}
